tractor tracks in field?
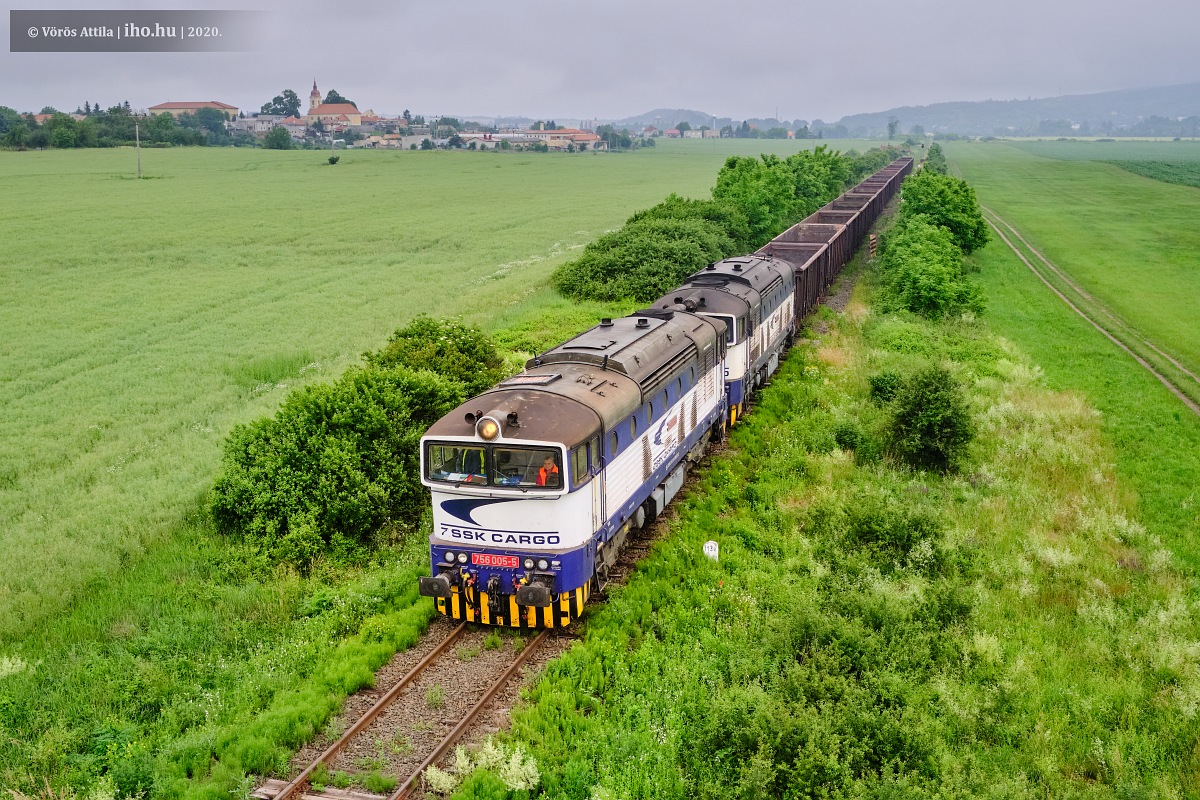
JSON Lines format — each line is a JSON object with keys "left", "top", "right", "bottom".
{"left": 982, "top": 206, "right": 1200, "bottom": 417}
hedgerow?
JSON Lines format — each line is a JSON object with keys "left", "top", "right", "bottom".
{"left": 553, "top": 145, "right": 890, "bottom": 302}
{"left": 923, "top": 143, "right": 948, "bottom": 175}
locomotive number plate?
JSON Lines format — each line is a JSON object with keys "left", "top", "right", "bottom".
{"left": 472, "top": 553, "right": 520, "bottom": 568}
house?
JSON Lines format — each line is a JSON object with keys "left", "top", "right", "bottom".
{"left": 148, "top": 101, "right": 239, "bottom": 119}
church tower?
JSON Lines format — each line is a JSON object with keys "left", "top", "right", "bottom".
{"left": 309, "top": 80, "right": 321, "bottom": 112}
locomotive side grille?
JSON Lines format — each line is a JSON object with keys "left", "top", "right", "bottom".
{"left": 691, "top": 395, "right": 698, "bottom": 431}
{"left": 638, "top": 345, "right": 698, "bottom": 398}
{"left": 642, "top": 437, "right": 652, "bottom": 480}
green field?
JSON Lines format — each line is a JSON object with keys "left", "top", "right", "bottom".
{"left": 945, "top": 141, "right": 1200, "bottom": 563}
{"left": 943, "top": 141, "right": 1200, "bottom": 388}
{"left": 0, "top": 141, "right": 856, "bottom": 638}
{"left": 1005, "top": 138, "right": 1200, "bottom": 188}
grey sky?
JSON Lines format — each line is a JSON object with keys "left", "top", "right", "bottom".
{"left": 3, "top": 0, "right": 1198, "bottom": 122}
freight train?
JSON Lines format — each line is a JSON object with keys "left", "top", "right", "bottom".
{"left": 417, "top": 157, "right": 914, "bottom": 628}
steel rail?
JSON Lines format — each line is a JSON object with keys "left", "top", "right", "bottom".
{"left": 388, "top": 628, "right": 552, "bottom": 800}
{"left": 273, "top": 623, "right": 468, "bottom": 800}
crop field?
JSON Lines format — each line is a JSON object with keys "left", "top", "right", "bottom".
{"left": 1007, "top": 138, "right": 1200, "bottom": 188}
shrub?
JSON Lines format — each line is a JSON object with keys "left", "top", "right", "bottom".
{"left": 897, "top": 170, "right": 989, "bottom": 253}
{"left": 888, "top": 366, "right": 974, "bottom": 472}
{"left": 210, "top": 367, "right": 463, "bottom": 564}
{"left": 364, "top": 316, "right": 506, "bottom": 397}
{"left": 877, "top": 215, "right": 985, "bottom": 319}
{"left": 626, "top": 194, "right": 754, "bottom": 253}
{"left": 868, "top": 371, "right": 902, "bottom": 404}
{"left": 551, "top": 216, "right": 737, "bottom": 302}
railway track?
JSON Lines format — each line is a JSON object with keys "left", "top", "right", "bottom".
{"left": 982, "top": 205, "right": 1200, "bottom": 417}
{"left": 253, "top": 624, "right": 554, "bottom": 800}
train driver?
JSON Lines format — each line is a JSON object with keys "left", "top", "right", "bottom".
{"left": 536, "top": 454, "right": 560, "bottom": 487}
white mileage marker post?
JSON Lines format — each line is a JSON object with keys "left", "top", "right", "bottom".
{"left": 703, "top": 540, "right": 719, "bottom": 561}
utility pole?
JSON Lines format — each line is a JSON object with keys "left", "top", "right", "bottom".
{"left": 135, "top": 118, "right": 142, "bottom": 178}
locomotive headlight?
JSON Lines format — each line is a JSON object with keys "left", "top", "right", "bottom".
{"left": 537, "top": 559, "right": 549, "bottom": 571}
{"left": 444, "top": 552, "right": 456, "bottom": 564}
{"left": 457, "top": 552, "right": 469, "bottom": 564}
{"left": 477, "top": 418, "right": 500, "bottom": 440}
{"left": 523, "top": 558, "right": 535, "bottom": 570}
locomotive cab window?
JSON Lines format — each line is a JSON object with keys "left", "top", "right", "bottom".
{"left": 425, "top": 443, "right": 562, "bottom": 490}
{"left": 425, "top": 445, "right": 487, "bottom": 485}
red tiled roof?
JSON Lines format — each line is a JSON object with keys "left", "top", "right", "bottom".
{"left": 310, "top": 103, "right": 360, "bottom": 115}
{"left": 149, "top": 101, "right": 237, "bottom": 111}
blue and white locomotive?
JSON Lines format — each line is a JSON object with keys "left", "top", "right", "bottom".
{"left": 417, "top": 256, "right": 794, "bottom": 628}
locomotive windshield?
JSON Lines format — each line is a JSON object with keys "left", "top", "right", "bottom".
{"left": 425, "top": 443, "right": 563, "bottom": 489}
{"left": 708, "top": 314, "right": 737, "bottom": 344}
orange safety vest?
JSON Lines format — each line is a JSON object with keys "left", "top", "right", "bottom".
{"left": 537, "top": 464, "right": 559, "bottom": 486}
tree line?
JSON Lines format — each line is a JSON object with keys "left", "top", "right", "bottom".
{"left": 0, "top": 103, "right": 243, "bottom": 149}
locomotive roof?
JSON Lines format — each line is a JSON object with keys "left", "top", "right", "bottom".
{"left": 425, "top": 312, "right": 721, "bottom": 446}
{"left": 530, "top": 312, "right": 720, "bottom": 393}
{"left": 424, "top": 362, "right": 639, "bottom": 447}
{"left": 686, "top": 256, "right": 791, "bottom": 300}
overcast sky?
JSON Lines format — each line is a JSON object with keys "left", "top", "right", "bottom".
{"left": 3, "top": 0, "right": 1199, "bottom": 122}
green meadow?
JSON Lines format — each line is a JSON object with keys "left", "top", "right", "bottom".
{"left": 0, "top": 141, "right": 834, "bottom": 637}
{"left": 945, "top": 141, "right": 1200, "bottom": 563}
{"left": 943, "top": 141, "right": 1200, "bottom": 390}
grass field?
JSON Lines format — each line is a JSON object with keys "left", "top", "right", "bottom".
{"left": 944, "top": 141, "right": 1200, "bottom": 566}
{"left": 1005, "top": 138, "right": 1200, "bottom": 188}
{"left": 942, "top": 142, "right": 1200, "bottom": 393}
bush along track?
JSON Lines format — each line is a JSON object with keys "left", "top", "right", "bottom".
{"left": 460, "top": 236, "right": 1200, "bottom": 796}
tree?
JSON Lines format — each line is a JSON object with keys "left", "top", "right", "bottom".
{"left": 324, "top": 89, "right": 355, "bottom": 107}
{"left": 194, "top": 107, "right": 231, "bottom": 137}
{"left": 260, "top": 89, "right": 301, "bottom": 117}
{"left": 263, "top": 125, "right": 294, "bottom": 149}
{"left": 40, "top": 106, "right": 60, "bottom": 115}
{"left": 898, "top": 171, "right": 989, "bottom": 253}
{"left": 887, "top": 116, "right": 899, "bottom": 140}
{"left": 676, "top": 121, "right": 691, "bottom": 132}
{"left": 877, "top": 215, "right": 982, "bottom": 318}
{"left": 0, "top": 106, "right": 23, "bottom": 134}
